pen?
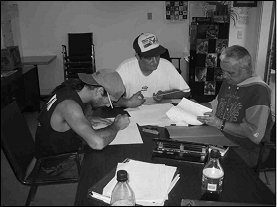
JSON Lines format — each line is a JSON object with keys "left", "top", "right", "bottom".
{"left": 168, "top": 174, "right": 180, "bottom": 193}
{"left": 107, "top": 92, "right": 113, "bottom": 109}
{"left": 89, "top": 191, "right": 111, "bottom": 204}
{"left": 142, "top": 128, "right": 159, "bottom": 135}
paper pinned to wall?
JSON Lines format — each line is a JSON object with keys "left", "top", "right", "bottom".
{"left": 166, "top": 98, "right": 212, "bottom": 125}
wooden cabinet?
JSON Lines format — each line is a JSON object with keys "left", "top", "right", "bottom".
{"left": 1, "top": 65, "right": 40, "bottom": 111}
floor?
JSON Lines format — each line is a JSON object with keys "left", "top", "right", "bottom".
{"left": 1, "top": 110, "right": 276, "bottom": 206}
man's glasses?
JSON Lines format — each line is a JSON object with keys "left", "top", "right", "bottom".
{"left": 107, "top": 92, "right": 113, "bottom": 109}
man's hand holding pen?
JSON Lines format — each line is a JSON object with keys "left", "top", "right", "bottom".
{"left": 153, "top": 90, "right": 164, "bottom": 102}
{"left": 197, "top": 112, "right": 223, "bottom": 130}
{"left": 127, "top": 91, "right": 145, "bottom": 108}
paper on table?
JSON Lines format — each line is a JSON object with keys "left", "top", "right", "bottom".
{"left": 103, "top": 160, "right": 177, "bottom": 206}
{"left": 127, "top": 103, "right": 175, "bottom": 127}
{"left": 166, "top": 98, "right": 212, "bottom": 125}
{"left": 92, "top": 118, "right": 143, "bottom": 145}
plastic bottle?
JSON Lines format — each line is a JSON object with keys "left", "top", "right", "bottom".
{"left": 201, "top": 149, "right": 224, "bottom": 201}
{"left": 110, "top": 170, "right": 135, "bottom": 206}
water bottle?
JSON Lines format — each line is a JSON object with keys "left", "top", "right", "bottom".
{"left": 110, "top": 170, "right": 135, "bottom": 206}
{"left": 201, "top": 149, "right": 224, "bottom": 201}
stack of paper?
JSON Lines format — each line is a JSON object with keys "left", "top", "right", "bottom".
{"left": 102, "top": 159, "right": 178, "bottom": 206}
{"left": 166, "top": 98, "right": 212, "bottom": 126}
{"left": 126, "top": 103, "right": 174, "bottom": 127}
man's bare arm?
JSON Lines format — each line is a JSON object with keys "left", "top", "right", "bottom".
{"left": 60, "top": 100, "right": 129, "bottom": 150}
{"left": 153, "top": 89, "right": 190, "bottom": 102}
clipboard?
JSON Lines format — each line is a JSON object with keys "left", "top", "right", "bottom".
{"left": 165, "top": 125, "right": 238, "bottom": 147}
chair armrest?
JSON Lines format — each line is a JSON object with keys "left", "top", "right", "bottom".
{"left": 40, "top": 151, "right": 79, "bottom": 161}
{"left": 263, "top": 142, "right": 276, "bottom": 149}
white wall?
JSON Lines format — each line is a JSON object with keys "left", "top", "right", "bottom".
{"left": 8, "top": 1, "right": 275, "bottom": 97}
{"left": 228, "top": 2, "right": 261, "bottom": 75}
{"left": 13, "top": 1, "right": 190, "bottom": 95}
{"left": 254, "top": 1, "right": 274, "bottom": 80}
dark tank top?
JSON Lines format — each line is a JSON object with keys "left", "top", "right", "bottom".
{"left": 35, "top": 87, "right": 85, "bottom": 158}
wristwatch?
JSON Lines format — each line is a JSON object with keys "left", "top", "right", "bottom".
{"left": 220, "top": 119, "right": 226, "bottom": 131}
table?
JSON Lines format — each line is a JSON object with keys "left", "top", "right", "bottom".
{"left": 1, "top": 65, "right": 40, "bottom": 111}
{"left": 22, "top": 55, "right": 57, "bottom": 66}
{"left": 22, "top": 55, "right": 57, "bottom": 98}
{"left": 74, "top": 107, "right": 276, "bottom": 206}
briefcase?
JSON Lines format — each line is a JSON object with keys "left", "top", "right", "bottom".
{"left": 152, "top": 138, "right": 209, "bottom": 164}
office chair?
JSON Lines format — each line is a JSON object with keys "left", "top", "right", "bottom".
{"left": 1, "top": 101, "right": 82, "bottom": 206}
{"left": 255, "top": 121, "right": 276, "bottom": 185}
{"left": 62, "top": 32, "right": 96, "bottom": 80}
{"left": 160, "top": 48, "right": 181, "bottom": 74}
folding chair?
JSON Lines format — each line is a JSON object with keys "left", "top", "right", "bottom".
{"left": 62, "top": 32, "right": 96, "bottom": 80}
{"left": 1, "top": 101, "right": 82, "bottom": 206}
{"left": 255, "top": 122, "right": 276, "bottom": 185}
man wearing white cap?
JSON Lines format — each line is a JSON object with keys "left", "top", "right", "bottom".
{"left": 115, "top": 32, "right": 190, "bottom": 108}
{"left": 35, "top": 69, "right": 129, "bottom": 158}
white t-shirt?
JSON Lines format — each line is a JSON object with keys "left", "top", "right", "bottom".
{"left": 116, "top": 57, "right": 190, "bottom": 98}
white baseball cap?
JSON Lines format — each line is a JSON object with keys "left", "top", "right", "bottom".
{"left": 133, "top": 33, "right": 166, "bottom": 57}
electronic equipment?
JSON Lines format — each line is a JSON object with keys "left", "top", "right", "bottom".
{"left": 152, "top": 138, "right": 209, "bottom": 164}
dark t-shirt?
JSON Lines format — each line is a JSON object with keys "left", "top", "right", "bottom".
{"left": 35, "top": 87, "right": 85, "bottom": 158}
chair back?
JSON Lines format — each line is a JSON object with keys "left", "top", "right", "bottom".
{"left": 1, "top": 101, "right": 35, "bottom": 183}
{"left": 160, "top": 48, "right": 181, "bottom": 74}
{"left": 160, "top": 48, "right": 171, "bottom": 62}
{"left": 255, "top": 121, "right": 276, "bottom": 173}
{"left": 68, "top": 32, "right": 93, "bottom": 61}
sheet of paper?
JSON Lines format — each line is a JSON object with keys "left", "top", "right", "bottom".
{"left": 127, "top": 103, "right": 175, "bottom": 127}
{"left": 166, "top": 125, "right": 238, "bottom": 147}
{"left": 166, "top": 98, "right": 212, "bottom": 125}
{"left": 92, "top": 118, "right": 143, "bottom": 145}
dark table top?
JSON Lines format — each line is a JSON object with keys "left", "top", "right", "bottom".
{"left": 74, "top": 106, "right": 276, "bottom": 206}
{"left": 1, "top": 65, "right": 37, "bottom": 87}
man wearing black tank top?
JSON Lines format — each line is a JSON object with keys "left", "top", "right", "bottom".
{"left": 35, "top": 69, "right": 129, "bottom": 158}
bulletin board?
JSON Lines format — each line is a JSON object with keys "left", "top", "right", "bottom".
{"left": 165, "top": 1, "right": 188, "bottom": 21}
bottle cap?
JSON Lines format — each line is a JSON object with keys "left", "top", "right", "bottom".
{"left": 210, "top": 149, "right": 221, "bottom": 158}
{"left": 116, "top": 170, "right": 128, "bottom": 182}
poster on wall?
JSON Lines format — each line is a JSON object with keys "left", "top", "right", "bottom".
{"left": 189, "top": 17, "right": 230, "bottom": 102}
{"left": 165, "top": 1, "right": 188, "bottom": 21}
{"left": 204, "top": 81, "right": 216, "bottom": 95}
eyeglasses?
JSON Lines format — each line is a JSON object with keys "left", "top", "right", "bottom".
{"left": 107, "top": 92, "right": 113, "bottom": 109}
